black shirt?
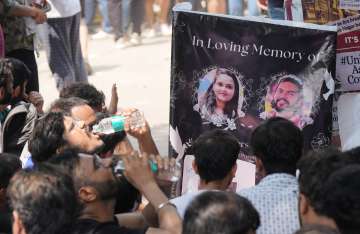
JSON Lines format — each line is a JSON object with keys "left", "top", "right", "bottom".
{"left": 0, "top": 212, "right": 12, "bottom": 234}
{"left": 71, "top": 218, "right": 146, "bottom": 234}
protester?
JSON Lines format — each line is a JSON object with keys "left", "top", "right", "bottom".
{"left": 44, "top": 0, "right": 88, "bottom": 90}
{"left": 1, "top": 0, "right": 47, "bottom": 92}
{"left": 28, "top": 111, "right": 104, "bottom": 163}
{"left": 0, "top": 59, "right": 14, "bottom": 122}
{"left": 183, "top": 191, "right": 260, "bottom": 234}
{"left": 320, "top": 165, "right": 360, "bottom": 234}
{"left": 238, "top": 117, "right": 303, "bottom": 234}
{"left": 294, "top": 224, "right": 340, "bottom": 234}
{"left": 169, "top": 129, "right": 239, "bottom": 218}
{"left": 59, "top": 83, "right": 107, "bottom": 113}
{"left": 0, "top": 153, "right": 21, "bottom": 234}
{"left": 7, "top": 163, "right": 79, "bottom": 234}
{"left": 297, "top": 148, "right": 359, "bottom": 234}
{"left": 1, "top": 58, "right": 38, "bottom": 155}
{"left": 49, "top": 149, "right": 182, "bottom": 234}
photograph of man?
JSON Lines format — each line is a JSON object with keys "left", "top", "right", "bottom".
{"left": 262, "top": 74, "right": 313, "bottom": 129}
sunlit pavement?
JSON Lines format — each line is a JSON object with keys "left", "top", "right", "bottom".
{"left": 37, "top": 35, "right": 172, "bottom": 155}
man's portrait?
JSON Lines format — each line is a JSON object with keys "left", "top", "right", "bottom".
{"left": 261, "top": 74, "right": 314, "bottom": 129}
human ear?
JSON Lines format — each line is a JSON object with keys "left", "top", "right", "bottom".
{"left": 255, "top": 158, "right": 265, "bottom": 177}
{"left": 12, "top": 85, "right": 21, "bottom": 98}
{"left": 78, "top": 187, "right": 97, "bottom": 202}
{"left": 299, "top": 193, "right": 308, "bottom": 217}
{"left": 0, "top": 86, "right": 5, "bottom": 100}
{"left": 12, "top": 211, "right": 26, "bottom": 234}
{"left": 231, "top": 163, "right": 237, "bottom": 178}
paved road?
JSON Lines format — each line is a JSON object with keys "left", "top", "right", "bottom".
{"left": 37, "top": 35, "right": 172, "bottom": 155}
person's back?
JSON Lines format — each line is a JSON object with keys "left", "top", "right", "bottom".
{"left": 170, "top": 129, "right": 239, "bottom": 217}
{"left": 183, "top": 191, "right": 260, "bottom": 234}
{"left": 320, "top": 165, "right": 360, "bottom": 234}
{"left": 1, "top": 58, "right": 38, "bottom": 155}
{"left": 238, "top": 117, "right": 303, "bottom": 234}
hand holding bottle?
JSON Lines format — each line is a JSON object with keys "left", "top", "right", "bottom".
{"left": 92, "top": 109, "right": 146, "bottom": 135}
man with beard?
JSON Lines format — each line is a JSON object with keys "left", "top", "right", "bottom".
{"left": 269, "top": 75, "right": 307, "bottom": 129}
{"left": 0, "top": 58, "right": 38, "bottom": 155}
{"left": 49, "top": 149, "right": 182, "bottom": 234}
{"left": 29, "top": 111, "right": 105, "bottom": 163}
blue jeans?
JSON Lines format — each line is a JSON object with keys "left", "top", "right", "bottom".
{"left": 267, "top": 0, "right": 285, "bottom": 19}
{"left": 122, "top": 0, "right": 130, "bottom": 32}
{"left": 228, "top": 0, "right": 259, "bottom": 16}
{"left": 84, "top": 0, "right": 113, "bottom": 32}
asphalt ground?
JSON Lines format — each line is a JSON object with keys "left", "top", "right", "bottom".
{"left": 37, "top": 34, "right": 172, "bottom": 155}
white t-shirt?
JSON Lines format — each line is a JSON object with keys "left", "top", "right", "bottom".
{"left": 170, "top": 190, "right": 206, "bottom": 218}
{"left": 46, "top": 0, "right": 81, "bottom": 18}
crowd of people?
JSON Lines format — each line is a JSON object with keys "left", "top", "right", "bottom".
{"left": 0, "top": 54, "right": 359, "bottom": 234}
{"left": 1, "top": 1, "right": 359, "bottom": 234}
{"left": 0, "top": 0, "right": 280, "bottom": 93}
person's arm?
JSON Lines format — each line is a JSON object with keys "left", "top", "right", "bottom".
{"left": 108, "top": 83, "right": 119, "bottom": 115}
{"left": 8, "top": 4, "right": 46, "bottom": 24}
{"left": 122, "top": 153, "right": 182, "bottom": 234}
{"left": 113, "top": 137, "right": 135, "bottom": 155}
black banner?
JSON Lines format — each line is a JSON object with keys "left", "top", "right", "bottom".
{"left": 169, "top": 8, "right": 337, "bottom": 162}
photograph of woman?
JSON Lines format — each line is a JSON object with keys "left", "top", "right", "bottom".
{"left": 193, "top": 67, "right": 257, "bottom": 144}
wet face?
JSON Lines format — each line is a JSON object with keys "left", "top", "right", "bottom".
{"left": 78, "top": 153, "right": 118, "bottom": 200}
{"left": 272, "top": 81, "right": 301, "bottom": 112}
{"left": 213, "top": 74, "right": 235, "bottom": 104}
{"left": 63, "top": 116, "right": 104, "bottom": 154}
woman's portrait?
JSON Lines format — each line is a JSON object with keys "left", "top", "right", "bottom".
{"left": 193, "top": 67, "right": 245, "bottom": 131}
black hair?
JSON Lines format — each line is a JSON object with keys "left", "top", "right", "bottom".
{"left": 297, "top": 147, "right": 347, "bottom": 217}
{"left": 7, "top": 163, "right": 79, "bottom": 234}
{"left": 29, "top": 112, "right": 67, "bottom": 163}
{"left": 0, "top": 153, "right": 21, "bottom": 189}
{"left": 0, "top": 59, "right": 14, "bottom": 105}
{"left": 49, "top": 97, "right": 89, "bottom": 115}
{"left": 205, "top": 68, "right": 240, "bottom": 118}
{"left": 59, "top": 83, "right": 105, "bottom": 112}
{"left": 250, "top": 117, "right": 303, "bottom": 175}
{"left": 343, "top": 146, "right": 360, "bottom": 165}
{"left": 183, "top": 191, "right": 260, "bottom": 234}
{"left": 277, "top": 75, "right": 303, "bottom": 91}
{"left": 321, "top": 165, "right": 360, "bottom": 234}
{"left": 7, "top": 58, "right": 30, "bottom": 89}
{"left": 47, "top": 148, "right": 81, "bottom": 177}
{"left": 192, "top": 129, "right": 239, "bottom": 183}
{"left": 294, "top": 224, "right": 340, "bottom": 234}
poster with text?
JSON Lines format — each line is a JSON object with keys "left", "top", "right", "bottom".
{"left": 340, "top": 0, "right": 360, "bottom": 10}
{"left": 169, "top": 7, "right": 337, "bottom": 164}
{"left": 338, "top": 93, "right": 360, "bottom": 150}
{"left": 285, "top": 0, "right": 359, "bottom": 24}
{"left": 332, "top": 15, "right": 360, "bottom": 91}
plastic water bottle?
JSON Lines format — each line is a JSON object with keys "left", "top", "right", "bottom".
{"left": 92, "top": 110, "right": 145, "bottom": 134}
{"left": 112, "top": 157, "right": 182, "bottom": 182}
